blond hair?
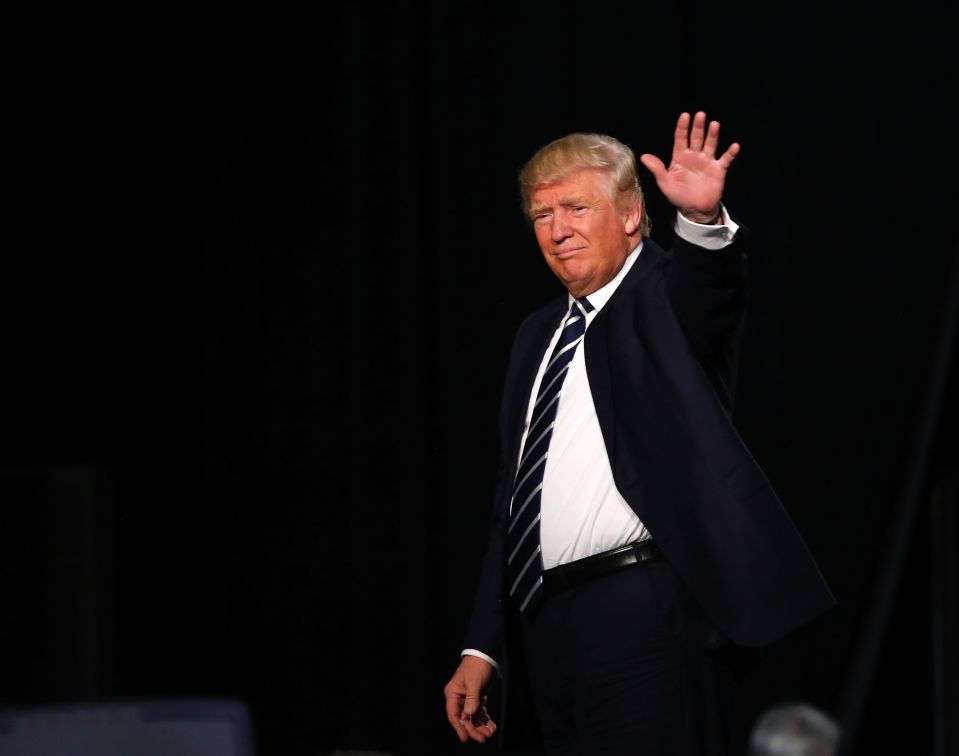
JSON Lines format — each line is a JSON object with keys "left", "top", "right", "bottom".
{"left": 519, "top": 132, "right": 651, "bottom": 237}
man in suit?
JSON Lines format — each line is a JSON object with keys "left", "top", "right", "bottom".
{"left": 444, "top": 112, "right": 834, "bottom": 754}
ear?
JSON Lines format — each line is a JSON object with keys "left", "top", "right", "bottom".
{"left": 623, "top": 204, "right": 642, "bottom": 235}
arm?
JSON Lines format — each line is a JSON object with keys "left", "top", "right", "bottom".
{"left": 443, "top": 312, "right": 540, "bottom": 744}
{"left": 443, "top": 450, "right": 505, "bottom": 744}
{"left": 443, "top": 442, "right": 506, "bottom": 744}
{"left": 641, "top": 112, "right": 748, "bottom": 404}
{"left": 444, "top": 493, "right": 503, "bottom": 743}
{"left": 666, "top": 229, "right": 748, "bottom": 408}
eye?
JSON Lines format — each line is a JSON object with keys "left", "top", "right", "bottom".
{"left": 533, "top": 212, "right": 552, "bottom": 224}
{"left": 572, "top": 205, "right": 587, "bottom": 215}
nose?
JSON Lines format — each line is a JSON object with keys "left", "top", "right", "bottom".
{"left": 550, "top": 213, "right": 573, "bottom": 243}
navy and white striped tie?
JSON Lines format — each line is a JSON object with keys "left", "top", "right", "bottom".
{"left": 506, "top": 296, "right": 594, "bottom": 615}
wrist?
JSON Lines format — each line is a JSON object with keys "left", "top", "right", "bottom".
{"left": 680, "top": 206, "right": 722, "bottom": 225}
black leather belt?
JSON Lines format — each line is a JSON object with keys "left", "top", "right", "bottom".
{"left": 542, "top": 540, "right": 662, "bottom": 594}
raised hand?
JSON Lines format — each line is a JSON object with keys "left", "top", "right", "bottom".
{"left": 639, "top": 111, "right": 740, "bottom": 224}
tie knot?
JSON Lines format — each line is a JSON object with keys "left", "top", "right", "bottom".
{"left": 575, "top": 297, "right": 594, "bottom": 316}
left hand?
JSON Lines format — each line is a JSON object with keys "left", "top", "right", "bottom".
{"left": 639, "top": 111, "right": 740, "bottom": 224}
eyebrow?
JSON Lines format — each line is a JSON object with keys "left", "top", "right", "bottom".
{"left": 530, "top": 196, "right": 593, "bottom": 215}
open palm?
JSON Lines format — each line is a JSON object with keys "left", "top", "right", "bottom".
{"left": 639, "top": 111, "right": 739, "bottom": 223}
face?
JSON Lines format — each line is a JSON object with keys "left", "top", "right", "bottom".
{"left": 529, "top": 169, "right": 642, "bottom": 298}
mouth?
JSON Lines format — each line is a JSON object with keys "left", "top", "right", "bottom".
{"left": 554, "top": 246, "right": 585, "bottom": 260}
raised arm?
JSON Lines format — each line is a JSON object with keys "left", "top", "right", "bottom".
{"left": 641, "top": 112, "right": 747, "bottom": 407}
{"left": 639, "top": 111, "right": 739, "bottom": 224}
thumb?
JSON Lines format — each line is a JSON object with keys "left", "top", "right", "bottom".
{"left": 462, "top": 679, "right": 482, "bottom": 718}
{"left": 639, "top": 153, "right": 666, "bottom": 181}
{"left": 462, "top": 697, "right": 481, "bottom": 719}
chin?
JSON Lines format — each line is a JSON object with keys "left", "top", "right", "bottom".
{"left": 556, "top": 270, "right": 589, "bottom": 293}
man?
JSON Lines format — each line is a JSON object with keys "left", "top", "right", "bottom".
{"left": 444, "top": 113, "right": 834, "bottom": 754}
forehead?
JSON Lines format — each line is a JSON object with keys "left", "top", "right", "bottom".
{"left": 530, "top": 169, "right": 612, "bottom": 208}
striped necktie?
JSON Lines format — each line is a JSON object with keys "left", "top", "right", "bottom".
{"left": 506, "top": 296, "right": 594, "bottom": 615}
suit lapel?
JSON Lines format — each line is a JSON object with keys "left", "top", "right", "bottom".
{"left": 584, "top": 303, "right": 616, "bottom": 466}
{"left": 583, "top": 239, "right": 666, "bottom": 469}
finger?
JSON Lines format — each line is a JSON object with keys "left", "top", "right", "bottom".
{"left": 464, "top": 720, "right": 490, "bottom": 743}
{"left": 466, "top": 724, "right": 496, "bottom": 743}
{"left": 718, "top": 142, "right": 741, "bottom": 168}
{"left": 639, "top": 153, "right": 667, "bottom": 180}
{"left": 464, "top": 709, "right": 497, "bottom": 743}
{"left": 703, "top": 120, "right": 720, "bottom": 157}
{"left": 470, "top": 700, "right": 490, "bottom": 725}
{"left": 672, "top": 112, "right": 691, "bottom": 154}
{"left": 690, "top": 111, "right": 707, "bottom": 151}
{"left": 445, "top": 694, "right": 469, "bottom": 743}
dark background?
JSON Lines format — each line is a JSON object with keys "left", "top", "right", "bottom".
{"left": 3, "top": 2, "right": 957, "bottom": 755}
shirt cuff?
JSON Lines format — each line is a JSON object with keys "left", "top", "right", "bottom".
{"left": 461, "top": 648, "right": 501, "bottom": 675}
{"left": 674, "top": 204, "right": 739, "bottom": 250}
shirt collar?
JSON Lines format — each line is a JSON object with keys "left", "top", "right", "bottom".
{"left": 567, "top": 240, "right": 644, "bottom": 314}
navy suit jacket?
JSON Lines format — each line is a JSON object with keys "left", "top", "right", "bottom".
{"left": 463, "top": 229, "right": 834, "bottom": 739}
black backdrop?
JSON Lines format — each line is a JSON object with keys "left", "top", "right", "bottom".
{"left": 3, "top": 3, "right": 957, "bottom": 755}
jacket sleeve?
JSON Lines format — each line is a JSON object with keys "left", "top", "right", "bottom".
{"left": 665, "top": 226, "right": 749, "bottom": 409}
{"left": 460, "top": 460, "right": 507, "bottom": 662}
{"left": 460, "top": 311, "right": 541, "bottom": 661}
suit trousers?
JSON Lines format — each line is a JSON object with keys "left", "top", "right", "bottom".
{"left": 518, "top": 557, "right": 737, "bottom": 756}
